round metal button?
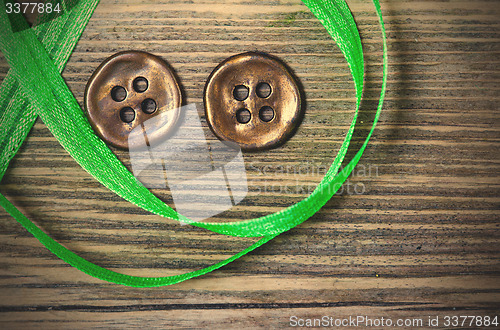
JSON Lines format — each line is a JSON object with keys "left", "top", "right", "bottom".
{"left": 204, "top": 52, "right": 303, "bottom": 151}
{"left": 84, "top": 51, "right": 182, "bottom": 149}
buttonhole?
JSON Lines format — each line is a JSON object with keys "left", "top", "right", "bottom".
{"left": 120, "top": 107, "right": 136, "bottom": 123}
{"left": 256, "top": 82, "right": 272, "bottom": 98}
{"left": 233, "top": 85, "right": 249, "bottom": 101}
{"left": 111, "top": 86, "right": 127, "bottom": 102}
{"left": 133, "top": 77, "right": 148, "bottom": 93}
{"left": 236, "top": 108, "right": 251, "bottom": 124}
{"left": 141, "top": 98, "right": 157, "bottom": 114}
{"left": 259, "top": 106, "right": 275, "bottom": 122}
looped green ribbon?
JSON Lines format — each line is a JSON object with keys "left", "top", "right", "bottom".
{"left": 0, "top": 0, "right": 387, "bottom": 287}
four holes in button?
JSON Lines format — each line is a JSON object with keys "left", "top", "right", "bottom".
{"left": 110, "top": 77, "right": 158, "bottom": 123}
{"left": 233, "top": 82, "right": 274, "bottom": 124}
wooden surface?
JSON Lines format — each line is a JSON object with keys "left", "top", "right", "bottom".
{"left": 1, "top": 0, "right": 499, "bottom": 328}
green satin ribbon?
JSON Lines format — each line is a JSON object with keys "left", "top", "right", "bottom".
{"left": 0, "top": 0, "right": 101, "bottom": 181}
{"left": 0, "top": 0, "right": 387, "bottom": 287}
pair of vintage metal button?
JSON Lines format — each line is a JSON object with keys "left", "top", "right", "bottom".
{"left": 84, "top": 51, "right": 302, "bottom": 151}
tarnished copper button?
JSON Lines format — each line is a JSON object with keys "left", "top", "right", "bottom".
{"left": 84, "top": 51, "right": 182, "bottom": 149}
{"left": 204, "top": 52, "right": 303, "bottom": 151}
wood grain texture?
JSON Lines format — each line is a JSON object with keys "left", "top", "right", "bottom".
{"left": 0, "top": 0, "right": 499, "bottom": 328}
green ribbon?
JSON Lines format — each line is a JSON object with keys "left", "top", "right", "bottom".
{"left": 0, "top": 0, "right": 101, "bottom": 180}
{"left": 0, "top": 0, "right": 387, "bottom": 287}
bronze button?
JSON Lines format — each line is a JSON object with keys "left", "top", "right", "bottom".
{"left": 84, "top": 51, "right": 182, "bottom": 149}
{"left": 204, "top": 52, "right": 303, "bottom": 151}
